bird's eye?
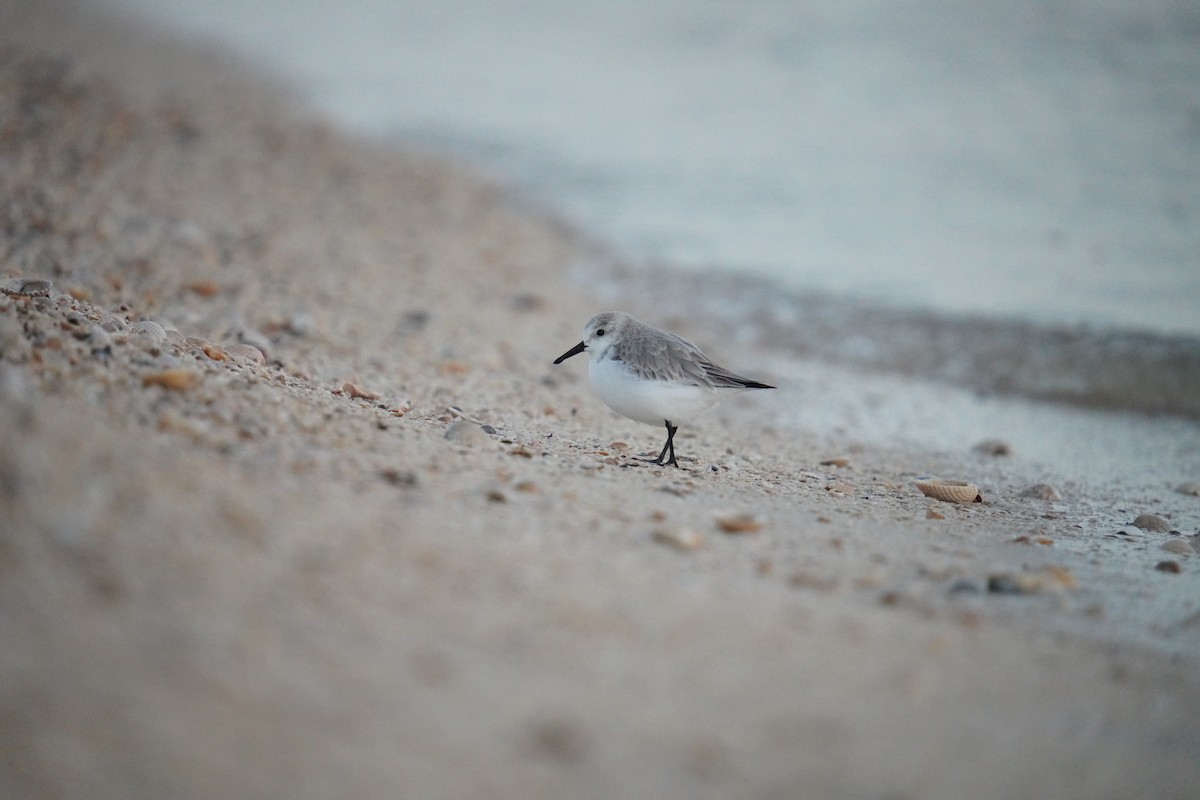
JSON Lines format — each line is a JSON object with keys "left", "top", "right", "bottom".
{"left": 596, "top": 328, "right": 606, "bottom": 337}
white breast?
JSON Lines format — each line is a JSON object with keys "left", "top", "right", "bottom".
{"left": 589, "top": 356, "right": 723, "bottom": 427}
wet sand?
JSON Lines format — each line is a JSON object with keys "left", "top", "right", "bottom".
{"left": 2, "top": 3, "right": 1199, "bottom": 798}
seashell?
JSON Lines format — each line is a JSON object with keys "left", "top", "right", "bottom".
{"left": 915, "top": 479, "right": 982, "bottom": 504}
{"left": 1019, "top": 483, "right": 1062, "bottom": 501}
{"left": 1162, "top": 539, "right": 1193, "bottom": 555}
{"left": 1175, "top": 482, "right": 1200, "bottom": 497}
{"left": 443, "top": 419, "right": 490, "bottom": 445}
{"left": 713, "top": 511, "right": 763, "bottom": 534}
{"left": 226, "top": 343, "right": 265, "bottom": 365}
{"left": 129, "top": 320, "right": 167, "bottom": 341}
{"left": 2, "top": 278, "right": 53, "bottom": 297}
{"left": 163, "top": 327, "right": 187, "bottom": 345}
{"left": 237, "top": 329, "right": 271, "bottom": 358}
{"left": 1132, "top": 514, "right": 1171, "bottom": 532}
{"left": 824, "top": 481, "right": 855, "bottom": 496}
{"left": 101, "top": 315, "right": 127, "bottom": 332}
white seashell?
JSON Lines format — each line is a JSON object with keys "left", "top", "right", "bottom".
{"left": 1175, "top": 482, "right": 1200, "bottom": 497}
{"left": 443, "top": 420, "right": 490, "bottom": 445}
{"left": 915, "top": 479, "right": 982, "bottom": 504}
{"left": 1162, "top": 539, "right": 1193, "bottom": 555}
{"left": 128, "top": 320, "right": 167, "bottom": 341}
{"left": 237, "top": 329, "right": 271, "bottom": 358}
{"left": 101, "top": 315, "right": 127, "bottom": 332}
{"left": 1132, "top": 514, "right": 1171, "bottom": 532}
{"left": 226, "top": 343, "right": 265, "bottom": 365}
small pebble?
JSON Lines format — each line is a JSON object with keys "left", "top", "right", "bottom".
{"left": 820, "top": 457, "right": 850, "bottom": 468}
{"left": 200, "top": 342, "right": 227, "bottom": 361}
{"left": 949, "top": 579, "right": 980, "bottom": 594}
{"left": 652, "top": 528, "right": 705, "bottom": 551}
{"left": 1132, "top": 514, "right": 1171, "bottom": 532}
{"left": 713, "top": 511, "right": 763, "bottom": 534}
{"left": 1155, "top": 560, "right": 1182, "bottom": 574}
{"left": 987, "top": 566, "right": 1076, "bottom": 595}
{"left": 528, "top": 719, "right": 587, "bottom": 764}
{"left": 284, "top": 312, "right": 314, "bottom": 337}
{"left": 342, "top": 381, "right": 381, "bottom": 401}
{"left": 1175, "top": 482, "right": 1200, "bottom": 497}
{"left": 1019, "top": 483, "right": 1062, "bottom": 501}
{"left": 1161, "top": 539, "right": 1193, "bottom": 555}
{"left": 87, "top": 325, "right": 111, "bottom": 354}
{"left": 186, "top": 280, "right": 221, "bottom": 297}
{"left": 379, "top": 468, "right": 418, "bottom": 487}
{"left": 789, "top": 571, "right": 840, "bottom": 592}
{"left": 142, "top": 369, "right": 200, "bottom": 391}
{"left": 509, "top": 292, "right": 546, "bottom": 312}
{"left": 973, "top": 438, "right": 1012, "bottom": 456}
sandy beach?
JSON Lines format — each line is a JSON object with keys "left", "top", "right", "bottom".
{"left": 2, "top": 2, "right": 1199, "bottom": 798}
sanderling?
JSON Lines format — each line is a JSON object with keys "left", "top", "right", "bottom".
{"left": 553, "top": 311, "right": 774, "bottom": 468}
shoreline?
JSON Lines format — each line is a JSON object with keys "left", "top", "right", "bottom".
{"left": 2, "top": 3, "right": 1199, "bottom": 798}
{"left": 599, "top": 263, "right": 1200, "bottom": 418}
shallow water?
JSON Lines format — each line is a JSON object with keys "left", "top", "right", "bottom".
{"left": 105, "top": 0, "right": 1200, "bottom": 337}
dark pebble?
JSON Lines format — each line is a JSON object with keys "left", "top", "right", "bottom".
{"left": 987, "top": 575, "right": 1024, "bottom": 595}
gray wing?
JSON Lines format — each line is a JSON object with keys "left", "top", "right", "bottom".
{"left": 614, "top": 328, "right": 770, "bottom": 389}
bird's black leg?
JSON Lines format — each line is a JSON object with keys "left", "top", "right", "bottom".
{"left": 650, "top": 421, "right": 679, "bottom": 467}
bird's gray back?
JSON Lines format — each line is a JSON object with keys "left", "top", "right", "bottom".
{"left": 613, "top": 323, "right": 759, "bottom": 389}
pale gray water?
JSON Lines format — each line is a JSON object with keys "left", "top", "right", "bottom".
{"left": 105, "top": 0, "right": 1200, "bottom": 337}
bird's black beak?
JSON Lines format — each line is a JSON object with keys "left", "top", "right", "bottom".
{"left": 553, "top": 341, "right": 586, "bottom": 364}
